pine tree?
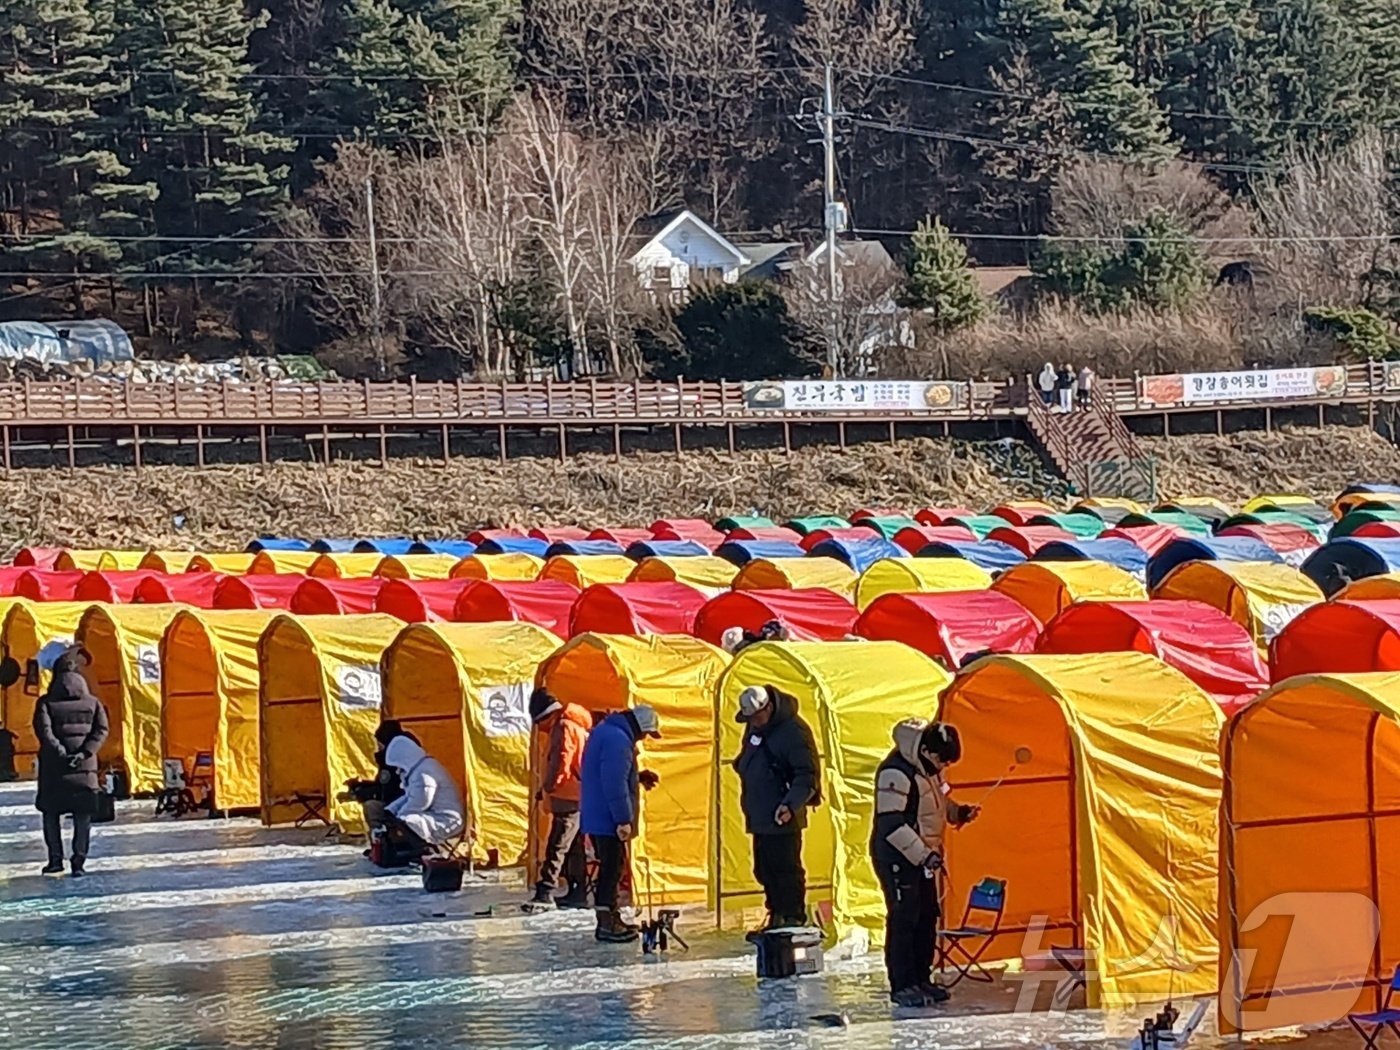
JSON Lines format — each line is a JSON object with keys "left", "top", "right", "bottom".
{"left": 996, "top": 0, "right": 1173, "bottom": 159}
{"left": 113, "top": 0, "right": 292, "bottom": 280}
{"left": 0, "top": 0, "right": 155, "bottom": 306}
{"left": 332, "top": 0, "right": 516, "bottom": 140}
{"left": 899, "top": 216, "right": 988, "bottom": 333}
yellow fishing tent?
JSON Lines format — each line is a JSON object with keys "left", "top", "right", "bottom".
{"left": 382, "top": 621, "right": 563, "bottom": 865}
{"left": 938, "top": 653, "right": 1223, "bottom": 1007}
{"left": 629, "top": 555, "right": 739, "bottom": 594}
{"left": 1158, "top": 496, "right": 1233, "bottom": 516}
{"left": 536, "top": 633, "right": 729, "bottom": 903}
{"left": 248, "top": 551, "right": 319, "bottom": 575}
{"left": 450, "top": 553, "right": 546, "bottom": 582}
{"left": 140, "top": 551, "right": 200, "bottom": 573}
{"left": 374, "top": 554, "right": 462, "bottom": 580}
{"left": 990, "top": 560, "right": 1146, "bottom": 624}
{"left": 733, "top": 557, "right": 858, "bottom": 599}
{"left": 77, "top": 603, "right": 189, "bottom": 793}
{"left": 1337, "top": 573, "right": 1400, "bottom": 600}
{"left": 1, "top": 600, "right": 90, "bottom": 776}
{"left": 855, "top": 558, "right": 993, "bottom": 610}
{"left": 161, "top": 609, "right": 278, "bottom": 811}
{"left": 1242, "top": 494, "right": 1316, "bottom": 513}
{"left": 258, "top": 613, "right": 404, "bottom": 831}
{"left": 539, "top": 555, "right": 637, "bottom": 590}
{"left": 713, "top": 641, "right": 951, "bottom": 946}
{"left": 308, "top": 553, "right": 384, "bottom": 579}
{"left": 187, "top": 552, "right": 258, "bottom": 575}
{"left": 1073, "top": 497, "right": 1144, "bottom": 513}
{"left": 1219, "top": 673, "right": 1400, "bottom": 1033}
{"left": 1153, "top": 560, "right": 1322, "bottom": 645}
{"left": 55, "top": 550, "right": 146, "bottom": 571}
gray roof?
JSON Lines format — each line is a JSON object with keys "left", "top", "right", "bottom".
{"left": 735, "top": 241, "right": 801, "bottom": 279}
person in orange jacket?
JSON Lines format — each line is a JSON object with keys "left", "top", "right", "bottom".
{"left": 523, "top": 687, "right": 593, "bottom": 912}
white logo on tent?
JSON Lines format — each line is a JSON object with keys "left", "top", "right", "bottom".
{"left": 1260, "top": 602, "right": 1313, "bottom": 642}
{"left": 480, "top": 682, "right": 530, "bottom": 738}
{"left": 336, "top": 664, "right": 383, "bottom": 710}
{"left": 135, "top": 644, "right": 161, "bottom": 685}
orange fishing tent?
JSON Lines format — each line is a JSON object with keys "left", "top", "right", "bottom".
{"left": 161, "top": 609, "right": 278, "bottom": 811}
{"left": 990, "top": 560, "right": 1147, "bottom": 624}
{"left": 1219, "top": 673, "right": 1400, "bottom": 1033}
{"left": 938, "top": 653, "right": 1223, "bottom": 1007}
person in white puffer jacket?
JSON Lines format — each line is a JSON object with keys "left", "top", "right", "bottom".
{"left": 383, "top": 735, "right": 465, "bottom": 847}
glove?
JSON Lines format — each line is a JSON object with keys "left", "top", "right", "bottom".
{"left": 955, "top": 803, "right": 979, "bottom": 825}
{"left": 67, "top": 752, "right": 85, "bottom": 770}
{"left": 638, "top": 770, "right": 660, "bottom": 790}
{"left": 533, "top": 789, "right": 544, "bottom": 803}
{"left": 921, "top": 851, "right": 943, "bottom": 873}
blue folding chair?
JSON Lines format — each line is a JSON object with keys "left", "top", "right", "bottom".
{"left": 936, "top": 876, "right": 1007, "bottom": 986}
{"left": 1350, "top": 966, "right": 1400, "bottom": 1050}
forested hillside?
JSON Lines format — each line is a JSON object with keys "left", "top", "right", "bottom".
{"left": 2, "top": 0, "right": 1399, "bottom": 378}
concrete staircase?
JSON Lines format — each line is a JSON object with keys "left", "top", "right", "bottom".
{"left": 1025, "top": 386, "right": 1157, "bottom": 502}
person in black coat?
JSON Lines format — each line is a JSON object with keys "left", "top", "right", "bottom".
{"left": 732, "top": 684, "right": 820, "bottom": 930}
{"left": 32, "top": 648, "right": 109, "bottom": 876}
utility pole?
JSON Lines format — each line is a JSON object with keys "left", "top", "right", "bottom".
{"left": 821, "top": 63, "right": 844, "bottom": 378}
{"left": 365, "top": 175, "right": 386, "bottom": 380}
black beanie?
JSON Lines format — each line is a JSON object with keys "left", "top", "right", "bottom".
{"left": 529, "top": 687, "right": 562, "bottom": 723}
{"left": 920, "top": 722, "right": 962, "bottom": 766}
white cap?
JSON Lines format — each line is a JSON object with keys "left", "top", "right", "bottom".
{"left": 632, "top": 704, "right": 661, "bottom": 737}
{"left": 720, "top": 626, "right": 745, "bottom": 653}
{"left": 735, "top": 685, "right": 771, "bottom": 722}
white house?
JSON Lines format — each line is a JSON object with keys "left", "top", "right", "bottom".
{"left": 629, "top": 210, "right": 799, "bottom": 298}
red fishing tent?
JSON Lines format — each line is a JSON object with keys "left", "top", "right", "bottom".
{"left": 650, "top": 519, "right": 726, "bottom": 547}
{"left": 892, "top": 525, "right": 978, "bottom": 554}
{"left": 915, "top": 507, "right": 978, "bottom": 526}
{"left": 1268, "top": 599, "right": 1400, "bottom": 682}
{"left": 1098, "top": 524, "right": 1187, "bottom": 555}
{"left": 568, "top": 582, "right": 707, "bottom": 636}
{"left": 15, "top": 570, "right": 85, "bottom": 601}
{"left": 854, "top": 591, "right": 1042, "bottom": 669}
{"left": 453, "top": 580, "right": 580, "bottom": 637}
{"left": 588, "top": 527, "right": 655, "bottom": 547}
{"left": 133, "top": 573, "right": 224, "bottom": 608}
{"left": 0, "top": 566, "right": 36, "bottom": 596}
{"left": 986, "top": 525, "right": 1075, "bottom": 557}
{"left": 212, "top": 574, "right": 304, "bottom": 610}
{"left": 1036, "top": 600, "right": 1266, "bottom": 711}
{"left": 13, "top": 547, "right": 63, "bottom": 569}
{"left": 290, "top": 577, "right": 387, "bottom": 615}
{"left": 374, "top": 579, "right": 474, "bottom": 623}
{"left": 693, "top": 588, "right": 859, "bottom": 646}
{"left": 74, "top": 570, "right": 159, "bottom": 603}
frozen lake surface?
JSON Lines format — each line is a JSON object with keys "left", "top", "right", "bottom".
{"left": 0, "top": 781, "right": 1335, "bottom": 1049}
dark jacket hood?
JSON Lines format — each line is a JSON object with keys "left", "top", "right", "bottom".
{"left": 47, "top": 671, "right": 96, "bottom": 703}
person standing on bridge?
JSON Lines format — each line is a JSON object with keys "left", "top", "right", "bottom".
{"left": 1077, "top": 364, "right": 1095, "bottom": 411}
{"left": 33, "top": 646, "right": 108, "bottom": 877}
{"left": 1037, "top": 363, "right": 1056, "bottom": 406}
{"left": 1055, "top": 363, "right": 1075, "bottom": 413}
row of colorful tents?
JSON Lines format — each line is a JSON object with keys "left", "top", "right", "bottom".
{"left": 0, "top": 596, "right": 1387, "bottom": 1028}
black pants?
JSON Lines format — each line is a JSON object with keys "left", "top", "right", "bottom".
{"left": 876, "top": 862, "right": 940, "bottom": 993}
{"left": 43, "top": 811, "right": 91, "bottom": 864}
{"left": 593, "top": 834, "right": 626, "bottom": 910}
{"left": 753, "top": 831, "right": 806, "bottom": 921}
{"left": 538, "top": 809, "right": 585, "bottom": 891}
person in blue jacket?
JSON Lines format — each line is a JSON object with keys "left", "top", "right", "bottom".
{"left": 579, "top": 703, "right": 661, "bottom": 943}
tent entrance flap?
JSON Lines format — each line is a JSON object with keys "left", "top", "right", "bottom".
{"left": 259, "top": 622, "right": 334, "bottom": 828}
{"left": 162, "top": 617, "right": 219, "bottom": 773}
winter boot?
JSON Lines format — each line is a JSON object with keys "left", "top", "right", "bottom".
{"left": 917, "top": 982, "right": 950, "bottom": 1004}
{"left": 890, "top": 986, "right": 932, "bottom": 1008}
{"left": 70, "top": 857, "right": 86, "bottom": 878}
{"left": 554, "top": 881, "right": 590, "bottom": 910}
{"left": 594, "top": 908, "right": 640, "bottom": 943}
{"left": 41, "top": 861, "right": 63, "bottom": 876}
{"left": 521, "top": 883, "right": 556, "bottom": 914}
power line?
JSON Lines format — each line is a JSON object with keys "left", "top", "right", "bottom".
{"left": 844, "top": 66, "right": 1400, "bottom": 133}
{"left": 854, "top": 226, "right": 1400, "bottom": 244}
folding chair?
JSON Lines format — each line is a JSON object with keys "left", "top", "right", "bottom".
{"left": 278, "top": 792, "right": 329, "bottom": 828}
{"left": 188, "top": 751, "right": 215, "bottom": 812}
{"left": 1349, "top": 965, "right": 1400, "bottom": 1050}
{"left": 936, "top": 876, "right": 1007, "bottom": 986}
{"left": 154, "top": 758, "right": 198, "bottom": 816}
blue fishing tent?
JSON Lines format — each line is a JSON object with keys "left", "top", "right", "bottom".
{"left": 916, "top": 540, "right": 1026, "bottom": 573}
{"left": 475, "top": 536, "right": 550, "bottom": 557}
{"left": 1031, "top": 539, "right": 1150, "bottom": 580}
{"left": 546, "top": 540, "right": 627, "bottom": 559}
{"left": 806, "top": 537, "right": 906, "bottom": 574}
{"left": 245, "top": 537, "right": 311, "bottom": 552}
{"left": 407, "top": 540, "right": 477, "bottom": 558}
{"left": 715, "top": 540, "right": 807, "bottom": 567}
{"left": 625, "top": 540, "right": 712, "bottom": 561}
{"left": 1302, "top": 538, "right": 1400, "bottom": 596}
